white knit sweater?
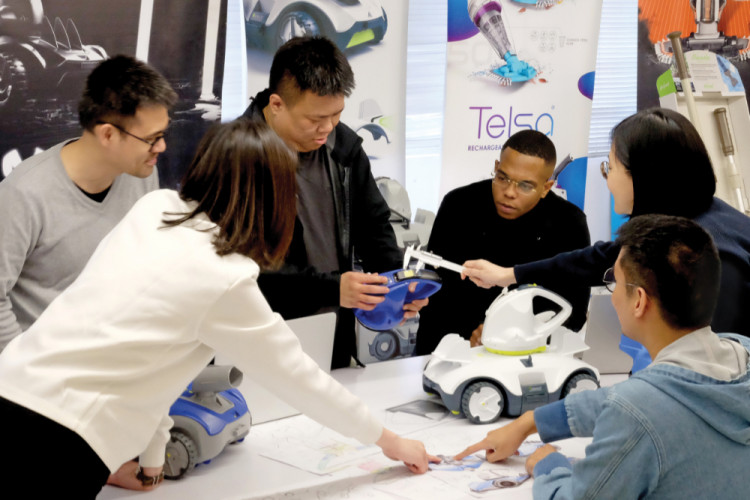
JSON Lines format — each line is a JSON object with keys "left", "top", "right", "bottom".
{"left": 0, "top": 190, "right": 382, "bottom": 472}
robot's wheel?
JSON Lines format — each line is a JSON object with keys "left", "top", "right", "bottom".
{"left": 370, "top": 331, "right": 398, "bottom": 360}
{"left": 164, "top": 430, "right": 198, "bottom": 479}
{"left": 0, "top": 54, "right": 28, "bottom": 111}
{"left": 561, "top": 373, "right": 599, "bottom": 398}
{"left": 461, "top": 381, "right": 504, "bottom": 424}
{"left": 270, "top": 8, "right": 328, "bottom": 50}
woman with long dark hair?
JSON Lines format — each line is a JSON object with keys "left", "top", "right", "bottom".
{"left": 0, "top": 119, "right": 437, "bottom": 497}
{"left": 461, "top": 107, "right": 750, "bottom": 336}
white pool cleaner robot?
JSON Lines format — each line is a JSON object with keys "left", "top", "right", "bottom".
{"left": 405, "top": 246, "right": 600, "bottom": 424}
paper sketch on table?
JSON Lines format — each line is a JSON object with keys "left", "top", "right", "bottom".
{"left": 254, "top": 410, "right": 458, "bottom": 478}
{"left": 470, "top": 470, "right": 530, "bottom": 492}
{"left": 254, "top": 418, "right": 382, "bottom": 475}
{"left": 423, "top": 439, "right": 562, "bottom": 497}
{"left": 465, "top": 442, "right": 573, "bottom": 494}
{"left": 427, "top": 459, "right": 533, "bottom": 498}
{"left": 261, "top": 436, "right": 380, "bottom": 475}
{"left": 429, "top": 454, "right": 483, "bottom": 471}
{"left": 250, "top": 409, "right": 583, "bottom": 499}
{"left": 371, "top": 470, "right": 480, "bottom": 499}
{"left": 467, "top": 452, "right": 580, "bottom": 493}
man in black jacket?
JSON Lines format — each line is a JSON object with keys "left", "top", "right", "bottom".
{"left": 415, "top": 130, "right": 591, "bottom": 355}
{"left": 242, "top": 36, "right": 425, "bottom": 368}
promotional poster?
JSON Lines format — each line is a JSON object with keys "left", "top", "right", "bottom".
{"left": 637, "top": 0, "right": 750, "bottom": 109}
{"left": 0, "top": 0, "right": 227, "bottom": 188}
{"left": 638, "top": 0, "right": 750, "bottom": 213}
{"left": 441, "top": 0, "right": 603, "bottom": 210}
{"left": 242, "top": 0, "right": 408, "bottom": 183}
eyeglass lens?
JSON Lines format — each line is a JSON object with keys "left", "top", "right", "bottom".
{"left": 600, "top": 161, "right": 610, "bottom": 180}
{"left": 492, "top": 171, "right": 536, "bottom": 194}
{"left": 603, "top": 267, "right": 615, "bottom": 292}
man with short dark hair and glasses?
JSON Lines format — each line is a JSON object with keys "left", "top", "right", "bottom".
{"left": 0, "top": 55, "right": 176, "bottom": 350}
{"left": 415, "top": 129, "right": 590, "bottom": 355}
{"left": 456, "top": 214, "right": 750, "bottom": 499}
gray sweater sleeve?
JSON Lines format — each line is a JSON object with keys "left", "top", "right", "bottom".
{"left": 0, "top": 185, "right": 37, "bottom": 348}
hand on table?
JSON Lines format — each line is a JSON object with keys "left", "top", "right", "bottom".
{"left": 525, "top": 444, "right": 558, "bottom": 476}
{"left": 340, "top": 271, "right": 389, "bottom": 309}
{"left": 376, "top": 428, "right": 441, "bottom": 474}
{"left": 454, "top": 411, "right": 537, "bottom": 463}
{"left": 461, "top": 260, "right": 516, "bottom": 289}
{"left": 106, "top": 460, "right": 164, "bottom": 491}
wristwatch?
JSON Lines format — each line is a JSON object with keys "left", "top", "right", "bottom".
{"left": 136, "top": 466, "right": 165, "bottom": 486}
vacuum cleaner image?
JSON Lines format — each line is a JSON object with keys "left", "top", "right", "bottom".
{"left": 510, "top": 0, "right": 556, "bottom": 8}
{"left": 656, "top": 0, "right": 749, "bottom": 64}
{"left": 468, "top": 0, "right": 537, "bottom": 86}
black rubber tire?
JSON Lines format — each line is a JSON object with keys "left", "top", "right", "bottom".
{"left": 269, "top": 9, "right": 324, "bottom": 50}
{"left": 560, "top": 373, "right": 599, "bottom": 399}
{"left": 371, "top": 8, "right": 387, "bottom": 44}
{"left": 0, "top": 53, "right": 28, "bottom": 111}
{"left": 164, "top": 430, "right": 199, "bottom": 479}
{"left": 461, "top": 381, "right": 504, "bottom": 424}
{"left": 371, "top": 331, "right": 398, "bottom": 360}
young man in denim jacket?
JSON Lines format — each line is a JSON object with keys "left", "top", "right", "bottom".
{"left": 457, "top": 214, "right": 750, "bottom": 499}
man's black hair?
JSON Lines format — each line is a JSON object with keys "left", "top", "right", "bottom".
{"left": 501, "top": 130, "right": 556, "bottom": 168}
{"left": 78, "top": 55, "right": 177, "bottom": 131}
{"left": 269, "top": 36, "right": 354, "bottom": 101}
{"left": 616, "top": 214, "right": 720, "bottom": 330}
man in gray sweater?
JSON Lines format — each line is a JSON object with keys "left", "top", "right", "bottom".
{"left": 0, "top": 55, "right": 176, "bottom": 350}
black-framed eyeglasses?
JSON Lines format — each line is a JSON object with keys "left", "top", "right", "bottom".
{"left": 602, "top": 267, "right": 639, "bottom": 293}
{"left": 600, "top": 160, "right": 610, "bottom": 180}
{"left": 490, "top": 169, "right": 538, "bottom": 195}
{"left": 97, "top": 121, "right": 167, "bottom": 152}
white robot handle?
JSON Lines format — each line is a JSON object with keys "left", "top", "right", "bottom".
{"left": 529, "top": 287, "right": 573, "bottom": 339}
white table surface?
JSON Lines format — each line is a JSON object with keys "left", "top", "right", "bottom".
{"left": 98, "top": 356, "right": 626, "bottom": 500}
